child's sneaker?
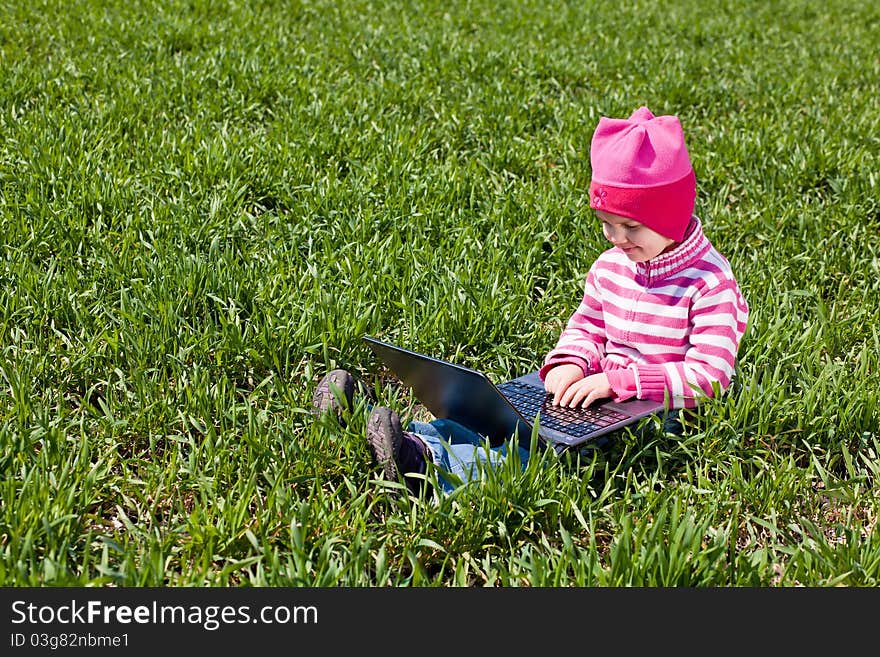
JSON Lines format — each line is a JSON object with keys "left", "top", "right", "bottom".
{"left": 366, "top": 406, "right": 404, "bottom": 481}
{"left": 312, "top": 369, "right": 355, "bottom": 425}
{"left": 366, "top": 407, "right": 431, "bottom": 496}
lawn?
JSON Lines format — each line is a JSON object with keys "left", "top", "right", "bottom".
{"left": 1, "top": 0, "right": 878, "bottom": 586}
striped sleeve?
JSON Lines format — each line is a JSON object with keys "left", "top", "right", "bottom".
{"left": 619, "top": 280, "right": 749, "bottom": 408}
{"left": 539, "top": 266, "right": 607, "bottom": 380}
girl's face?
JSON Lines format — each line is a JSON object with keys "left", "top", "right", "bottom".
{"left": 597, "top": 210, "right": 676, "bottom": 262}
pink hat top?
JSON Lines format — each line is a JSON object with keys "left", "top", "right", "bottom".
{"left": 588, "top": 106, "right": 696, "bottom": 242}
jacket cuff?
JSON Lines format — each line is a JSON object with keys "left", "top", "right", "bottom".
{"left": 633, "top": 367, "right": 669, "bottom": 400}
{"left": 605, "top": 367, "right": 638, "bottom": 402}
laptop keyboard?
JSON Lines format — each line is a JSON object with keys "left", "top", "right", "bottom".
{"left": 498, "top": 381, "right": 630, "bottom": 438}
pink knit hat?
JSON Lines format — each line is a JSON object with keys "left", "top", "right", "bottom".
{"left": 588, "top": 106, "right": 696, "bottom": 241}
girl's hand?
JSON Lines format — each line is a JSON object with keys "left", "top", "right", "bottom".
{"left": 543, "top": 364, "right": 585, "bottom": 402}
{"left": 553, "top": 372, "right": 613, "bottom": 408}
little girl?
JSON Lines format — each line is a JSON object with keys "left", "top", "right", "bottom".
{"left": 313, "top": 106, "right": 749, "bottom": 496}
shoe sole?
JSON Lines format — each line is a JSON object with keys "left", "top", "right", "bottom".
{"left": 312, "top": 370, "right": 354, "bottom": 423}
{"left": 366, "top": 408, "right": 403, "bottom": 482}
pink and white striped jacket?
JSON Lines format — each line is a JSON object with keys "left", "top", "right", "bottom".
{"left": 539, "top": 216, "right": 749, "bottom": 409}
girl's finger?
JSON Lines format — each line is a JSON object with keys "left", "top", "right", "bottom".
{"left": 568, "top": 386, "right": 591, "bottom": 408}
{"left": 551, "top": 382, "right": 569, "bottom": 405}
{"left": 557, "top": 384, "right": 576, "bottom": 407}
{"left": 561, "top": 382, "right": 589, "bottom": 407}
{"left": 581, "top": 390, "right": 598, "bottom": 408}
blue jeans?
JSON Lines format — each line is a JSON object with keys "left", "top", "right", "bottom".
{"left": 407, "top": 419, "right": 530, "bottom": 495}
{"left": 408, "top": 410, "right": 682, "bottom": 494}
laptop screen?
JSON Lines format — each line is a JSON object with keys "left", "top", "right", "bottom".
{"left": 363, "top": 336, "right": 529, "bottom": 444}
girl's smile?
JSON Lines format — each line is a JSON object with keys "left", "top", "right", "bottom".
{"left": 597, "top": 209, "right": 676, "bottom": 262}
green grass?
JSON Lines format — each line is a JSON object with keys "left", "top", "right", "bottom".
{"left": 1, "top": 0, "right": 879, "bottom": 586}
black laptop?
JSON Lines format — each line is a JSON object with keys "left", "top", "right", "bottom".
{"left": 363, "top": 335, "right": 667, "bottom": 453}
